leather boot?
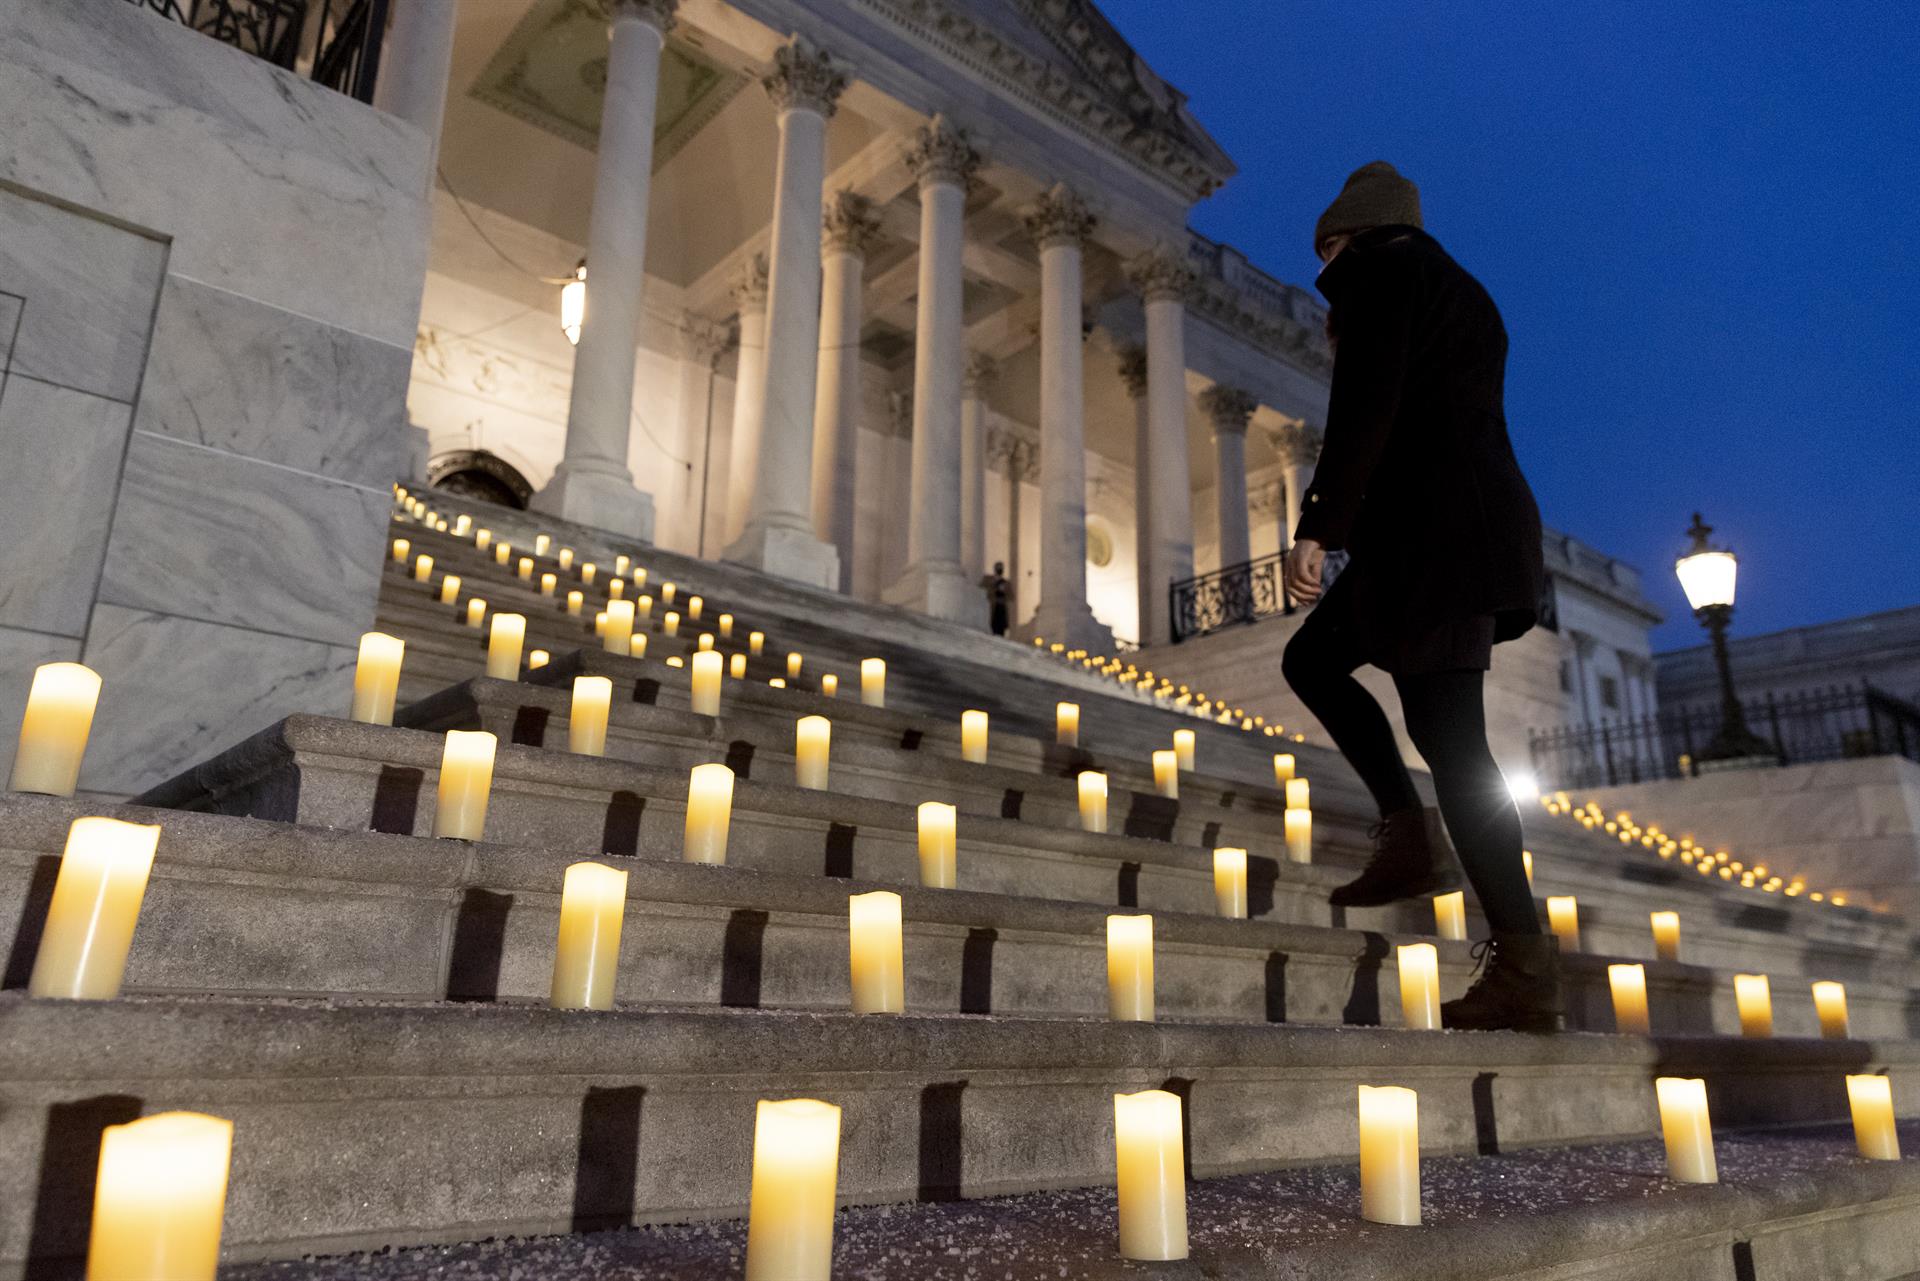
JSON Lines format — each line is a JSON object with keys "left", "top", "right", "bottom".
{"left": 1441, "top": 932, "right": 1563, "bottom": 1033}
{"left": 1328, "top": 807, "right": 1463, "bottom": 908}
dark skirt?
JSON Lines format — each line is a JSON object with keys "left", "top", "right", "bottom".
{"left": 1315, "top": 561, "right": 1494, "bottom": 675}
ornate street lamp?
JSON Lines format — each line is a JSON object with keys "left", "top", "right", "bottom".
{"left": 560, "top": 260, "right": 587, "bottom": 346}
{"left": 1674, "top": 513, "right": 1775, "bottom": 766}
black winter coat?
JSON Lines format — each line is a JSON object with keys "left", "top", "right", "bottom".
{"left": 1295, "top": 224, "right": 1544, "bottom": 651}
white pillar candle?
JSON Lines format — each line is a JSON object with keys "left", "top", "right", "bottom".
{"left": 615, "top": 554, "right": 631, "bottom": 578}
{"left": 666, "top": 656, "right": 683, "bottom": 667}
{"left": 86, "top": 1111, "right": 233, "bottom": 1281}
{"left": 486, "top": 613, "right": 526, "bottom": 679}
{"left": 1284, "top": 808, "right": 1312, "bottom": 864}
{"left": 1813, "top": 981, "right": 1850, "bottom": 1039}
{"left": 918, "top": 801, "right": 957, "bottom": 888}
{"left": 795, "top": 715, "right": 830, "bottom": 790}
{"left": 1358, "top": 1085, "right": 1421, "bottom": 1225}
{"left": 603, "top": 599, "right": 636, "bottom": 655}
{"left": 349, "top": 632, "right": 405, "bottom": 726}
{"left": 718, "top": 613, "right": 734, "bottom": 638}
{"left": 1285, "top": 778, "right": 1310, "bottom": 810}
{"left": 1433, "top": 891, "right": 1466, "bottom": 942}
{"left": 1273, "top": 753, "right": 1295, "bottom": 786}
{"left": 1107, "top": 914, "right": 1154, "bottom": 1021}
{"left": 688, "top": 595, "right": 703, "bottom": 621}
{"left": 517, "top": 556, "right": 535, "bottom": 581}
{"left": 540, "top": 572, "right": 557, "bottom": 597}
{"left": 10, "top": 662, "right": 102, "bottom": 796}
{"left": 413, "top": 553, "right": 434, "bottom": 581}
{"left": 1113, "top": 1089, "right": 1188, "bottom": 1261}
{"left": 528, "top": 647, "right": 547, "bottom": 668}
{"left": 745, "top": 1099, "right": 840, "bottom": 1281}
{"left": 476, "top": 529, "right": 492, "bottom": 551}
{"left": 848, "top": 890, "right": 904, "bottom": 1014}
{"left": 750, "top": 630, "right": 765, "bottom": 656}
{"left": 1212, "top": 847, "right": 1247, "bottom": 918}
{"left": 1152, "top": 749, "right": 1179, "bottom": 798}
{"left": 787, "top": 651, "right": 804, "bottom": 680}
{"left": 534, "top": 533, "right": 550, "bottom": 556}
{"left": 1655, "top": 1077, "right": 1717, "bottom": 1182}
{"left": 1079, "top": 771, "right": 1108, "bottom": 834}
{"left": 558, "top": 548, "right": 573, "bottom": 571}
{"left": 1398, "top": 944, "right": 1439, "bottom": 1031}
{"left": 1734, "top": 973, "right": 1773, "bottom": 1037}
{"left": 861, "top": 657, "right": 886, "bottom": 707}
{"left": 730, "top": 652, "right": 747, "bottom": 679}
{"left": 769, "top": 677, "right": 787, "bottom": 688}
{"left": 391, "top": 536, "right": 410, "bottom": 562}
{"left": 495, "top": 542, "right": 511, "bottom": 564}
{"left": 455, "top": 515, "right": 470, "bottom": 535}
{"left": 1847, "top": 1075, "right": 1901, "bottom": 1160}
{"left": 594, "top": 611, "right": 608, "bottom": 638}
{"left": 610, "top": 578, "right": 626, "bottom": 601}
{"left": 1651, "top": 911, "right": 1681, "bottom": 962}
{"left": 550, "top": 861, "right": 627, "bottom": 1011}
{"left": 1172, "top": 728, "right": 1195, "bottom": 771}
{"left": 661, "top": 581, "right": 676, "bottom": 605}
{"left": 440, "top": 574, "right": 462, "bottom": 605}
{"left": 690, "top": 650, "right": 722, "bottom": 716}
{"left": 466, "top": 598, "right": 487, "bottom": 629}
{"left": 683, "top": 763, "right": 734, "bottom": 864}
{"left": 581, "top": 562, "right": 596, "bottom": 585}
{"left": 1056, "top": 701, "right": 1080, "bottom": 747}
{"left": 698, "top": 633, "right": 715, "bottom": 652}
{"left": 820, "top": 673, "right": 838, "bottom": 698}
{"left": 663, "top": 611, "right": 680, "bottom": 637}
{"left": 1609, "top": 963, "right": 1651, "bottom": 1035}
{"left": 28, "top": 817, "right": 162, "bottom": 1000}
{"left": 434, "top": 731, "right": 496, "bottom": 840}
{"left": 570, "top": 676, "right": 612, "bottom": 756}
{"left": 960, "top": 710, "right": 989, "bottom": 764}
{"left": 1546, "top": 895, "right": 1580, "bottom": 952}
{"left": 566, "top": 590, "right": 584, "bottom": 616}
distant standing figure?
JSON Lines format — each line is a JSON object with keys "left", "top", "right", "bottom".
{"left": 984, "top": 562, "right": 1011, "bottom": 636}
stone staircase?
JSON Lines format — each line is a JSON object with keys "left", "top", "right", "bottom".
{"left": 2, "top": 487, "right": 1917, "bottom": 1279}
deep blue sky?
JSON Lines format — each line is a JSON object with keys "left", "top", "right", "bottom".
{"left": 1097, "top": 1, "right": 1919, "bottom": 651}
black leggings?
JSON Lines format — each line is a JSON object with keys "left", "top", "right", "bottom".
{"left": 1282, "top": 605, "right": 1540, "bottom": 936}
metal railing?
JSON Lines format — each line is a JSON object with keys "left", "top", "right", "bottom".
{"left": 1169, "top": 552, "right": 1296, "bottom": 642}
{"left": 1528, "top": 682, "right": 1920, "bottom": 790}
{"left": 126, "top": 0, "right": 388, "bottom": 104}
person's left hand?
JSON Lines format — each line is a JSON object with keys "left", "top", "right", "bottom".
{"left": 1285, "top": 538, "right": 1326, "bottom": 604}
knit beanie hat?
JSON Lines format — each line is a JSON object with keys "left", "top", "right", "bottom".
{"left": 1314, "top": 161, "right": 1422, "bottom": 255}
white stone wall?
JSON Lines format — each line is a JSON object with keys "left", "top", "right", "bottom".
{"left": 1555, "top": 578, "right": 1661, "bottom": 731}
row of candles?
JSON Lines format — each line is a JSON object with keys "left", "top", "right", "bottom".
{"left": 1030, "top": 633, "right": 1309, "bottom": 742}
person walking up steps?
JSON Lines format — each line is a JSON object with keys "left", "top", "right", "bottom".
{"left": 1282, "top": 161, "right": 1560, "bottom": 1033}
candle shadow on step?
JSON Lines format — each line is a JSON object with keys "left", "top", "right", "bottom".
{"left": 1, "top": 854, "right": 58, "bottom": 988}
{"left": 26, "top": 1093, "right": 144, "bottom": 1277}
{"left": 1471, "top": 1072, "right": 1500, "bottom": 1155}
{"left": 1247, "top": 856, "right": 1280, "bottom": 918}
{"left": 572, "top": 1086, "right": 645, "bottom": 1232}
{"left": 960, "top": 929, "right": 997, "bottom": 1014}
{"left": 370, "top": 765, "right": 424, "bottom": 835}
{"left": 720, "top": 909, "right": 768, "bottom": 1007}
{"left": 1116, "top": 862, "right": 1141, "bottom": 909}
{"left": 1264, "top": 952, "right": 1288, "bottom": 1023}
{"left": 724, "top": 741, "right": 755, "bottom": 778}
{"left": 916, "top": 1081, "right": 967, "bottom": 1201}
{"left": 1158, "top": 1076, "right": 1196, "bottom": 1179}
{"left": 1341, "top": 932, "right": 1389, "bottom": 1027}
{"left": 601, "top": 792, "right": 645, "bottom": 859}
{"left": 510, "top": 705, "right": 550, "bottom": 747}
{"left": 1121, "top": 795, "right": 1176, "bottom": 842}
{"left": 823, "top": 823, "right": 857, "bottom": 878}
{"left": 446, "top": 889, "right": 514, "bottom": 1001}
{"left": 1730, "top": 1240, "right": 1758, "bottom": 1281}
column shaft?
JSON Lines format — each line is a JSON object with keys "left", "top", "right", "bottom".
{"left": 811, "top": 247, "right": 863, "bottom": 591}
{"left": 374, "top": 0, "right": 459, "bottom": 160}
{"left": 960, "top": 356, "right": 993, "bottom": 580}
{"left": 1139, "top": 291, "right": 1194, "bottom": 643}
{"left": 1200, "top": 385, "right": 1257, "bottom": 571}
{"left": 722, "top": 257, "right": 769, "bottom": 546}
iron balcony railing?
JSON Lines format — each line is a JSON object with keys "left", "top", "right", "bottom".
{"left": 1528, "top": 682, "right": 1920, "bottom": 791}
{"left": 126, "top": 0, "right": 389, "bottom": 104}
{"left": 1169, "top": 552, "right": 1296, "bottom": 642}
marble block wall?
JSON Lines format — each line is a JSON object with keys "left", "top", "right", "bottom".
{"left": 0, "top": 0, "right": 431, "bottom": 794}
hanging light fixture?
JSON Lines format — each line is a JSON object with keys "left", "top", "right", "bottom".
{"left": 560, "top": 259, "right": 587, "bottom": 346}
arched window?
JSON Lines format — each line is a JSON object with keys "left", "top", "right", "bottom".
{"left": 427, "top": 450, "right": 534, "bottom": 510}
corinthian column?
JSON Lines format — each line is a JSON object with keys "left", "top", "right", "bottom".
{"left": 1199, "top": 384, "right": 1258, "bottom": 571}
{"left": 373, "top": 0, "right": 459, "bottom": 165}
{"left": 960, "top": 353, "right": 995, "bottom": 581}
{"left": 725, "top": 37, "right": 847, "bottom": 587}
{"left": 884, "top": 117, "right": 981, "bottom": 623}
{"left": 1116, "top": 344, "right": 1151, "bottom": 638}
{"left": 537, "top": 0, "right": 678, "bottom": 540}
{"left": 719, "top": 254, "right": 769, "bottom": 549}
{"left": 1129, "top": 246, "right": 1196, "bottom": 644}
{"left": 1269, "top": 419, "right": 1325, "bottom": 550}
{"left": 811, "top": 192, "right": 881, "bottom": 591}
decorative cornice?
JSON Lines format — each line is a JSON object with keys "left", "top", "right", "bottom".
{"left": 905, "top": 114, "right": 981, "bottom": 189}
{"left": 1186, "top": 231, "right": 1333, "bottom": 375}
{"left": 1199, "top": 384, "right": 1258, "bottom": 434}
{"left": 731, "top": 252, "right": 770, "bottom": 312}
{"left": 1024, "top": 182, "right": 1096, "bottom": 251}
{"left": 1114, "top": 344, "right": 1148, "bottom": 398}
{"left": 987, "top": 422, "right": 1039, "bottom": 481}
{"left": 680, "top": 316, "right": 730, "bottom": 366}
{"left": 964, "top": 352, "right": 998, "bottom": 396}
{"left": 1267, "top": 420, "right": 1324, "bottom": 466}
{"left": 822, "top": 190, "right": 883, "bottom": 257}
{"left": 762, "top": 35, "right": 848, "bottom": 117}
{"left": 598, "top": 0, "right": 677, "bottom": 33}
{"left": 1127, "top": 246, "right": 1196, "bottom": 304}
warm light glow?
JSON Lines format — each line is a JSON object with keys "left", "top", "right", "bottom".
{"left": 1112, "top": 1090, "right": 1188, "bottom": 1261}
{"left": 1172, "top": 728, "right": 1195, "bottom": 771}
{"left": 730, "top": 652, "right": 747, "bottom": 680}
{"left": 1397, "top": 943, "right": 1439, "bottom": 1031}
{"left": 1284, "top": 808, "right": 1312, "bottom": 864}
{"left": 787, "top": 651, "right": 803, "bottom": 679}
{"left": 1433, "top": 891, "right": 1466, "bottom": 941}
{"left": 1106, "top": 914, "right": 1154, "bottom": 1021}
{"left": 486, "top": 614, "right": 526, "bottom": 680}
{"left": 350, "top": 632, "right": 404, "bottom": 726}
{"left": 860, "top": 658, "right": 886, "bottom": 707}
{"left": 683, "top": 763, "right": 734, "bottom": 864}
{"left": 1812, "top": 981, "right": 1850, "bottom": 1039}
{"left": 1152, "top": 749, "right": 1179, "bottom": 799}
{"left": 1285, "top": 778, "right": 1310, "bottom": 810}
{"left": 690, "top": 651, "right": 722, "bottom": 717}
{"left": 603, "top": 600, "right": 636, "bottom": 656}
{"left": 560, "top": 261, "right": 586, "bottom": 346}
{"left": 1546, "top": 896, "right": 1580, "bottom": 952}
{"left": 820, "top": 674, "right": 837, "bottom": 698}
{"left": 960, "top": 710, "right": 989, "bottom": 763}
{"left": 847, "top": 890, "right": 904, "bottom": 1014}
{"left": 1358, "top": 1085, "right": 1421, "bottom": 1225}
{"left": 795, "top": 716, "right": 830, "bottom": 790}
{"left": 466, "top": 598, "right": 487, "bottom": 629}
{"left": 28, "top": 817, "right": 162, "bottom": 1000}
{"left": 86, "top": 1111, "right": 233, "bottom": 1281}
{"left": 569, "top": 676, "right": 612, "bottom": 756}
{"left": 1651, "top": 911, "right": 1681, "bottom": 962}
{"left": 1655, "top": 1077, "right": 1717, "bottom": 1182}
{"left": 413, "top": 553, "right": 433, "bottom": 582}
{"left": 1057, "top": 701, "right": 1080, "bottom": 747}
{"left": 1676, "top": 548, "right": 1738, "bottom": 611}
{"left": 1213, "top": 847, "right": 1247, "bottom": 918}
{"left": 918, "top": 801, "right": 957, "bottom": 888}
{"left": 550, "top": 861, "right": 627, "bottom": 1011}
{"left": 1734, "top": 973, "right": 1773, "bottom": 1037}
{"left": 1847, "top": 1075, "right": 1900, "bottom": 1160}
{"left": 1272, "top": 753, "right": 1295, "bottom": 787}
{"left": 11, "top": 662, "right": 104, "bottom": 796}
{"left": 1078, "top": 771, "right": 1108, "bottom": 833}
{"left": 745, "top": 1099, "right": 841, "bottom": 1281}
{"left": 433, "top": 731, "right": 496, "bottom": 841}
{"left": 1505, "top": 769, "right": 1539, "bottom": 804}
{"left": 1608, "top": 963, "right": 1650, "bottom": 1035}
{"left": 440, "top": 574, "right": 462, "bottom": 605}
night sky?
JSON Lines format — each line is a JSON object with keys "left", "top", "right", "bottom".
{"left": 1095, "top": 1, "right": 1919, "bottom": 651}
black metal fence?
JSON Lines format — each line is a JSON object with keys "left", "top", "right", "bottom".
{"left": 126, "top": 0, "right": 388, "bottom": 104}
{"left": 1528, "top": 682, "right": 1920, "bottom": 790}
{"left": 1169, "top": 552, "right": 1295, "bottom": 642}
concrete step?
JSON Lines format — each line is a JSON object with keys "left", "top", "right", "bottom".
{"left": 4, "top": 990, "right": 1913, "bottom": 1275}
{"left": 13, "top": 794, "right": 1910, "bottom": 1037}
{"left": 216, "top": 1121, "right": 1920, "bottom": 1281}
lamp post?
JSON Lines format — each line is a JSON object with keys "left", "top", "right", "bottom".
{"left": 1674, "top": 513, "right": 1775, "bottom": 767}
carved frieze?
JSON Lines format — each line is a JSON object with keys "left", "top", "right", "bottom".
{"left": 822, "top": 190, "right": 884, "bottom": 257}
{"left": 906, "top": 115, "right": 982, "bottom": 188}
{"left": 1024, "top": 182, "right": 1096, "bottom": 250}
{"left": 763, "top": 36, "right": 848, "bottom": 117}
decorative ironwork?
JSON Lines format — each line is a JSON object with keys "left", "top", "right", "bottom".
{"left": 125, "top": 0, "right": 389, "bottom": 104}
{"left": 1528, "top": 682, "right": 1920, "bottom": 791}
{"left": 1169, "top": 552, "right": 1294, "bottom": 642}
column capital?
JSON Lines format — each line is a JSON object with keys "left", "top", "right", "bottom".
{"left": 762, "top": 35, "right": 848, "bottom": 117}
{"left": 597, "top": 0, "right": 676, "bottom": 33}
{"left": 1266, "top": 418, "right": 1324, "bottom": 465}
{"left": 1199, "top": 384, "right": 1257, "bottom": 435}
{"left": 730, "top": 251, "right": 770, "bottom": 313}
{"left": 964, "top": 351, "right": 998, "bottom": 396}
{"left": 1115, "top": 344, "right": 1148, "bottom": 399}
{"left": 1024, "top": 182, "right": 1096, "bottom": 251}
{"left": 822, "top": 190, "right": 883, "bottom": 257}
{"left": 680, "top": 315, "right": 730, "bottom": 367}
{"left": 1127, "top": 245, "right": 1196, "bottom": 304}
{"left": 906, "top": 115, "right": 981, "bottom": 190}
